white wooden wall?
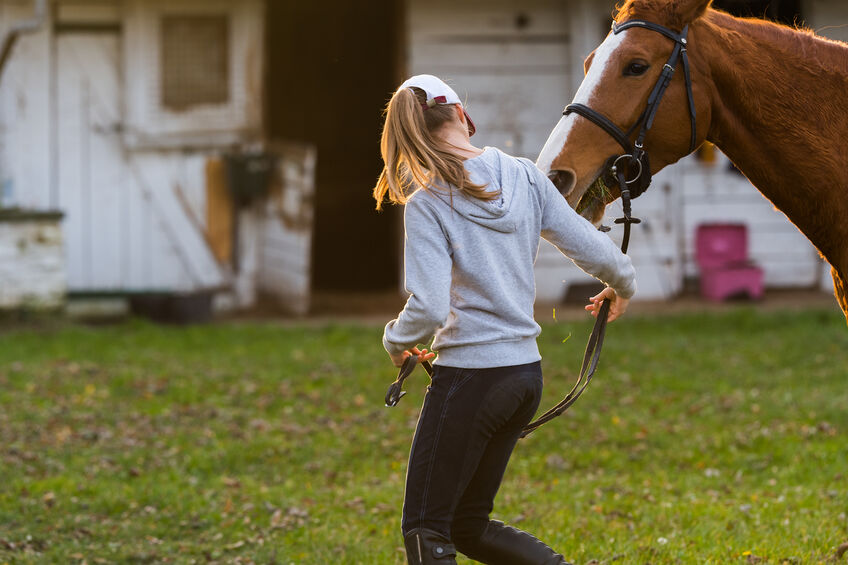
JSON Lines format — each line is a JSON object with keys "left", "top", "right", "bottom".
{"left": 0, "top": 1, "right": 52, "bottom": 211}
{"left": 0, "top": 216, "right": 66, "bottom": 308}
{"left": 408, "top": 0, "right": 574, "bottom": 158}
{"left": 54, "top": 24, "right": 226, "bottom": 292}
{"left": 256, "top": 142, "right": 317, "bottom": 316}
{"left": 52, "top": 31, "right": 220, "bottom": 292}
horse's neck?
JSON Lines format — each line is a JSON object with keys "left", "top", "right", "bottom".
{"left": 699, "top": 10, "right": 848, "bottom": 265}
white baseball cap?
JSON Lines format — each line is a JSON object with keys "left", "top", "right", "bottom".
{"left": 398, "top": 74, "right": 476, "bottom": 136}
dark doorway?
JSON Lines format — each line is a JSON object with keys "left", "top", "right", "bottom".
{"left": 711, "top": 0, "right": 803, "bottom": 25}
{"left": 265, "top": 1, "right": 403, "bottom": 292}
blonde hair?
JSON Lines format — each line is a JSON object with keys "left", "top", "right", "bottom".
{"left": 373, "top": 86, "right": 497, "bottom": 210}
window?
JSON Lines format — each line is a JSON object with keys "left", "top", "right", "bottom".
{"left": 123, "top": 0, "right": 262, "bottom": 147}
{"left": 160, "top": 15, "right": 230, "bottom": 111}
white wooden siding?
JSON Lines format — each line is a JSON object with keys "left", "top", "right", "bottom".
{"left": 258, "top": 223, "right": 311, "bottom": 314}
{"left": 0, "top": 216, "right": 66, "bottom": 308}
{"left": 408, "top": 0, "right": 573, "bottom": 159}
{"left": 57, "top": 32, "right": 125, "bottom": 289}
{"left": 256, "top": 143, "right": 316, "bottom": 315}
{"left": 55, "top": 32, "right": 224, "bottom": 292}
{"left": 0, "top": 10, "right": 51, "bottom": 210}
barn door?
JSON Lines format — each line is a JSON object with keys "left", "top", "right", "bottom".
{"left": 56, "top": 31, "right": 224, "bottom": 293}
{"left": 57, "top": 31, "right": 127, "bottom": 290}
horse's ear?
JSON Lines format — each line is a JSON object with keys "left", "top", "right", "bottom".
{"left": 675, "top": 0, "right": 713, "bottom": 24}
{"left": 583, "top": 50, "right": 597, "bottom": 75}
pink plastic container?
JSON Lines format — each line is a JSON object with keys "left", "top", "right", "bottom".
{"left": 695, "top": 223, "right": 764, "bottom": 302}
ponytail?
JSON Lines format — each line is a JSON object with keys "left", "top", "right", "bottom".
{"left": 373, "top": 87, "right": 496, "bottom": 210}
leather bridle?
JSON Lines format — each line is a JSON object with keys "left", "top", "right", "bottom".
{"left": 564, "top": 19, "right": 697, "bottom": 208}
{"left": 385, "top": 18, "right": 699, "bottom": 438}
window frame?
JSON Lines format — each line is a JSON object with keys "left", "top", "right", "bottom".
{"left": 123, "top": 0, "right": 262, "bottom": 148}
{"left": 159, "top": 13, "right": 231, "bottom": 113}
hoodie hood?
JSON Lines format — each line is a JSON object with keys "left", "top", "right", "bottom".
{"left": 429, "top": 147, "right": 535, "bottom": 234}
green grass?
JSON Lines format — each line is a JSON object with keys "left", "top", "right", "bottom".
{"left": 0, "top": 308, "right": 847, "bottom": 564}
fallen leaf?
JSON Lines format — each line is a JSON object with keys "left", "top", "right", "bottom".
{"left": 222, "top": 477, "right": 241, "bottom": 488}
{"left": 835, "top": 542, "right": 848, "bottom": 559}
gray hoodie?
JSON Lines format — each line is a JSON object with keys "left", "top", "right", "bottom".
{"left": 383, "top": 147, "right": 636, "bottom": 368}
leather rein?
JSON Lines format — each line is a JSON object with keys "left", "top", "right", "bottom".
{"left": 386, "top": 18, "right": 698, "bottom": 438}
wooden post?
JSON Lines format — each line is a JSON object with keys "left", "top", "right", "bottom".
{"left": 205, "top": 157, "right": 234, "bottom": 265}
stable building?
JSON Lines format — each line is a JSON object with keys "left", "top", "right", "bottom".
{"left": 0, "top": 0, "right": 842, "bottom": 315}
{"left": 0, "top": 0, "right": 317, "bottom": 315}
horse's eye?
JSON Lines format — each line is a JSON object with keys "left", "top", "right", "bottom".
{"left": 624, "top": 61, "right": 649, "bottom": 76}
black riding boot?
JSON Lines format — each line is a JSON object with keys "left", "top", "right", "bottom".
{"left": 404, "top": 528, "right": 458, "bottom": 565}
{"left": 454, "top": 520, "right": 571, "bottom": 565}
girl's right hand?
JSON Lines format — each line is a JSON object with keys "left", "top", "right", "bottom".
{"left": 584, "top": 287, "right": 629, "bottom": 322}
{"left": 389, "top": 346, "right": 436, "bottom": 367}
{"left": 409, "top": 347, "right": 436, "bottom": 364}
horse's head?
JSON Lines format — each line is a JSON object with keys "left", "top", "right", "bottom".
{"left": 537, "top": 0, "right": 714, "bottom": 224}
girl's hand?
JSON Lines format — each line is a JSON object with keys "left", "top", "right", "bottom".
{"left": 584, "top": 287, "right": 630, "bottom": 322}
{"left": 389, "top": 346, "right": 436, "bottom": 367}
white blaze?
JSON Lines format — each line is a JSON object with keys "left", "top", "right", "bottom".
{"left": 536, "top": 29, "right": 629, "bottom": 174}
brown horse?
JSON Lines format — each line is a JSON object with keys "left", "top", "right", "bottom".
{"left": 536, "top": 0, "right": 848, "bottom": 323}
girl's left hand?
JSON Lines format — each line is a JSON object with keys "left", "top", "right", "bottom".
{"left": 585, "top": 286, "right": 630, "bottom": 322}
{"left": 389, "top": 346, "right": 435, "bottom": 367}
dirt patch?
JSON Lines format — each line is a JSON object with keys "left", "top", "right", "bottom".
{"left": 544, "top": 288, "right": 838, "bottom": 322}
{"left": 235, "top": 287, "right": 839, "bottom": 327}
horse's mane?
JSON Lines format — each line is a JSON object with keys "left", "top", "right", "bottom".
{"left": 614, "top": 0, "right": 848, "bottom": 75}
{"left": 614, "top": 0, "right": 697, "bottom": 30}
{"left": 705, "top": 11, "right": 848, "bottom": 77}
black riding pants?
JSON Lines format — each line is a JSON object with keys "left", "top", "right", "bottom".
{"left": 401, "top": 361, "right": 543, "bottom": 543}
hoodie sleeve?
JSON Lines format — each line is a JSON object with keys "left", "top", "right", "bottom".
{"left": 382, "top": 195, "right": 452, "bottom": 356}
{"left": 536, "top": 168, "right": 637, "bottom": 299}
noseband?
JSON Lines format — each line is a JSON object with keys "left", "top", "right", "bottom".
{"left": 565, "top": 19, "right": 697, "bottom": 203}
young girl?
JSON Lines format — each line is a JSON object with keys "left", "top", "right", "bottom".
{"left": 374, "top": 74, "right": 636, "bottom": 565}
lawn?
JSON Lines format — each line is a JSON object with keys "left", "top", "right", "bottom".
{"left": 0, "top": 306, "right": 847, "bottom": 564}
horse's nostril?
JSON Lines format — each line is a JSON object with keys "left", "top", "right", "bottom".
{"left": 548, "top": 169, "right": 577, "bottom": 197}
